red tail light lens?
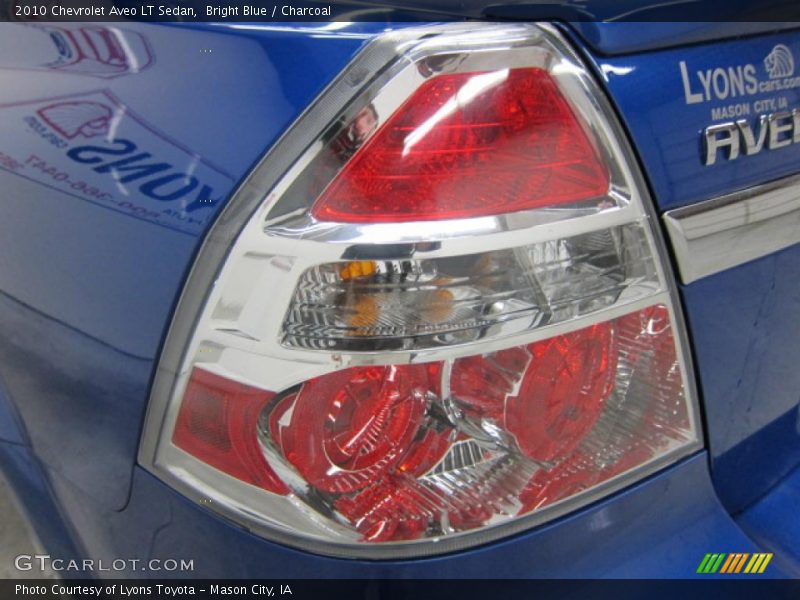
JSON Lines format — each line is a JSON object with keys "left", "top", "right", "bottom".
{"left": 172, "top": 369, "right": 287, "bottom": 494}
{"left": 142, "top": 24, "right": 700, "bottom": 559}
{"left": 449, "top": 325, "right": 617, "bottom": 460}
{"left": 493, "top": 322, "right": 617, "bottom": 462}
{"left": 171, "top": 307, "right": 693, "bottom": 544}
{"left": 268, "top": 364, "right": 439, "bottom": 494}
{"left": 311, "top": 68, "right": 609, "bottom": 223}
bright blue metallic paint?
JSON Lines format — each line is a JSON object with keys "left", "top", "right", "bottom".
{"left": 679, "top": 247, "right": 800, "bottom": 512}
{"left": 737, "top": 463, "right": 800, "bottom": 577}
{"left": 0, "top": 441, "right": 83, "bottom": 566}
{"left": 570, "top": 29, "right": 800, "bottom": 515}
{"left": 0, "top": 373, "right": 25, "bottom": 445}
{"left": 565, "top": 22, "right": 800, "bottom": 56}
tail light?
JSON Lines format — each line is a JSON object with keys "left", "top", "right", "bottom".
{"left": 140, "top": 23, "right": 701, "bottom": 558}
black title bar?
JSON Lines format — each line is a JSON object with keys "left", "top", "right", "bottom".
{"left": 3, "top": 0, "right": 800, "bottom": 22}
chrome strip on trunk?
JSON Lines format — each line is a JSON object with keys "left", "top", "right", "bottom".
{"left": 663, "top": 175, "right": 800, "bottom": 284}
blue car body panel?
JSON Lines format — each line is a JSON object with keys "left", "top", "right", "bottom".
{"left": 564, "top": 22, "right": 800, "bottom": 56}
{"left": 737, "top": 463, "right": 800, "bottom": 577}
{"left": 0, "top": 372, "right": 25, "bottom": 445}
{"left": 680, "top": 249, "right": 800, "bottom": 513}
{"left": 0, "top": 19, "right": 798, "bottom": 577}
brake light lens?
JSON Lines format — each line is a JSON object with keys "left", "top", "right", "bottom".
{"left": 173, "top": 369, "right": 288, "bottom": 494}
{"left": 141, "top": 24, "right": 701, "bottom": 559}
{"left": 311, "top": 68, "right": 609, "bottom": 223}
{"left": 266, "top": 364, "right": 440, "bottom": 494}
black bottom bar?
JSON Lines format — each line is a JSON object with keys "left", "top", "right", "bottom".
{"left": 5, "top": 579, "right": 800, "bottom": 600}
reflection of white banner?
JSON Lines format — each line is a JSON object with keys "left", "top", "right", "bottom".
{"left": 0, "top": 90, "right": 235, "bottom": 235}
{"left": 0, "top": 23, "right": 154, "bottom": 78}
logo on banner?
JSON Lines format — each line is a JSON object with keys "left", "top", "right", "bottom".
{"left": 37, "top": 101, "right": 113, "bottom": 139}
{"left": 765, "top": 44, "right": 795, "bottom": 79}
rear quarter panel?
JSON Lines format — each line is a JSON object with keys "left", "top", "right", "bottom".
{"left": 0, "top": 21, "right": 376, "bottom": 509}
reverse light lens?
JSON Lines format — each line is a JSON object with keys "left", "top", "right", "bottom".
{"left": 142, "top": 23, "right": 701, "bottom": 559}
{"left": 311, "top": 68, "right": 610, "bottom": 223}
{"left": 283, "top": 223, "right": 659, "bottom": 351}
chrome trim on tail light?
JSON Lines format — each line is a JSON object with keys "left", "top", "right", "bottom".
{"left": 139, "top": 23, "right": 702, "bottom": 559}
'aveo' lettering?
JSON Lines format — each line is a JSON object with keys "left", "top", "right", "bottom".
{"left": 703, "top": 109, "right": 800, "bottom": 165}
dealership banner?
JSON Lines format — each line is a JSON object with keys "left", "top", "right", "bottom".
{"left": 5, "top": 579, "right": 800, "bottom": 600}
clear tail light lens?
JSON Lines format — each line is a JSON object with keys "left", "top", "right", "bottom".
{"left": 140, "top": 23, "right": 701, "bottom": 559}
{"left": 282, "top": 223, "right": 658, "bottom": 351}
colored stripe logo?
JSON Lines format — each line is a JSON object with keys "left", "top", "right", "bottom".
{"left": 697, "top": 553, "right": 773, "bottom": 574}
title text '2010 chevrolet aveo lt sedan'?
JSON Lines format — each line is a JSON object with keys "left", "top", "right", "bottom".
{"left": 0, "top": 8, "right": 798, "bottom": 581}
